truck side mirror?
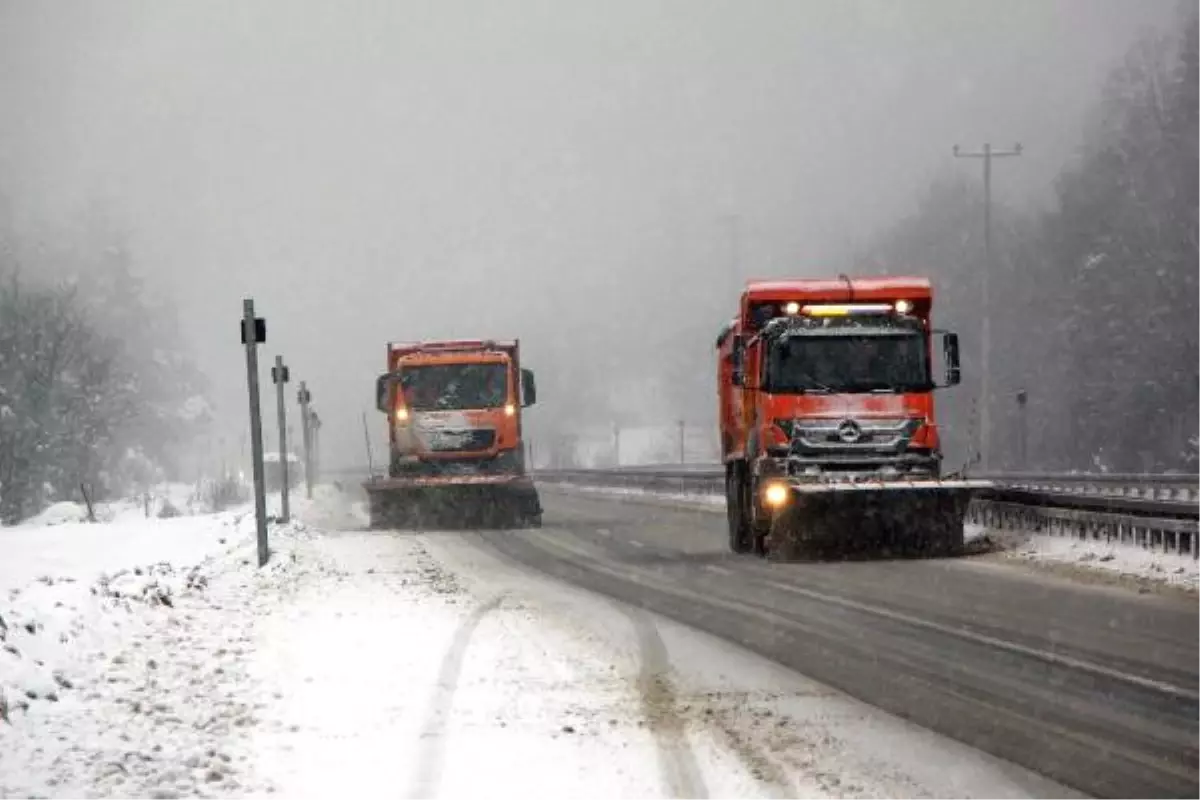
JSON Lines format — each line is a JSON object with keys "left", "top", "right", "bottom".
{"left": 942, "top": 332, "right": 961, "bottom": 386}
{"left": 731, "top": 336, "right": 745, "bottom": 387}
{"left": 375, "top": 374, "right": 391, "bottom": 413}
{"left": 521, "top": 368, "right": 537, "bottom": 407}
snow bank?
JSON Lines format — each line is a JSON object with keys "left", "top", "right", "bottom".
{"left": 1006, "top": 534, "right": 1198, "bottom": 589}
{"left": 24, "top": 502, "right": 92, "bottom": 527}
{"left": 17, "top": 483, "right": 212, "bottom": 530}
{"left": 0, "top": 505, "right": 312, "bottom": 798}
{"left": 0, "top": 507, "right": 251, "bottom": 595}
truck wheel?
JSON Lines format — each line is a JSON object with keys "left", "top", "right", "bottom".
{"left": 752, "top": 525, "right": 769, "bottom": 556}
{"left": 726, "top": 464, "right": 752, "bottom": 554}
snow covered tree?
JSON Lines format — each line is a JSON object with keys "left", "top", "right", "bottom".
{"left": 846, "top": 7, "right": 1198, "bottom": 472}
{"left": 0, "top": 208, "right": 213, "bottom": 522}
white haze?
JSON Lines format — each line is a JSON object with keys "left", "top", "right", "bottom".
{"left": 0, "top": 0, "right": 1178, "bottom": 471}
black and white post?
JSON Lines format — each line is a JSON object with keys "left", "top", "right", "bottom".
{"left": 272, "top": 355, "right": 291, "bottom": 523}
{"left": 298, "top": 381, "right": 313, "bottom": 499}
{"left": 241, "top": 299, "right": 269, "bottom": 567}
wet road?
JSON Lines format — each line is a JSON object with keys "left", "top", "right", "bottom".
{"left": 472, "top": 487, "right": 1199, "bottom": 799}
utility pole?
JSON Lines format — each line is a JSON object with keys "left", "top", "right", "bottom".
{"left": 678, "top": 419, "right": 686, "bottom": 466}
{"left": 953, "top": 141, "right": 1022, "bottom": 472}
{"left": 272, "top": 356, "right": 291, "bottom": 523}
{"left": 240, "top": 299, "right": 269, "bottom": 567}
{"left": 298, "top": 382, "right": 313, "bottom": 499}
{"left": 310, "top": 410, "right": 322, "bottom": 485}
{"left": 1016, "top": 388, "right": 1029, "bottom": 470}
{"left": 613, "top": 423, "right": 621, "bottom": 468}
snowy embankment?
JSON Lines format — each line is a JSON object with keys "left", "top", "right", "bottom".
{"left": 2, "top": 485, "right": 1068, "bottom": 798}
{"left": 0, "top": 487, "right": 291, "bottom": 797}
{"left": 984, "top": 526, "right": 1199, "bottom": 591}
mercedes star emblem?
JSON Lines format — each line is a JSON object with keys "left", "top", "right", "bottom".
{"left": 837, "top": 419, "right": 863, "bottom": 443}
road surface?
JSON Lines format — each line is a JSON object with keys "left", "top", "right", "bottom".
{"left": 468, "top": 486, "right": 1199, "bottom": 799}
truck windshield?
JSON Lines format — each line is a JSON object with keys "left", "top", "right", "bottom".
{"left": 766, "top": 332, "right": 930, "bottom": 393}
{"left": 399, "top": 363, "right": 508, "bottom": 411}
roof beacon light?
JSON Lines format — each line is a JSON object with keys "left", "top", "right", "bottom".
{"left": 801, "top": 303, "right": 892, "bottom": 317}
{"left": 894, "top": 299, "right": 914, "bottom": 314}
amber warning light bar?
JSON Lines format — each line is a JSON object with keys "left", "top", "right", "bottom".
{"left": 792, "top": 300, "right": 914, "bottom": 317}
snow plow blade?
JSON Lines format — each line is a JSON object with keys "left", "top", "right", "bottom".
{"left": 363, "top": 474, "right": 542, "bottom": 530}
{"left": 766, "top": 479, "right": 992, "bottom": 561}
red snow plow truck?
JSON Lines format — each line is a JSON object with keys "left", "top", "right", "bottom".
{"left": 716, "top": 276, "right": 989, "bottom": 559}
{"left": 365, "top": 339, "right": 542, "bottom": 529}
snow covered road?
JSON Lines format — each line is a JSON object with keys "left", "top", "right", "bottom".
{"left": 1, "top": 485, "right": 1075, "bottom": 798}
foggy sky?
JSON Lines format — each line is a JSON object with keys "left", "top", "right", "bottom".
{"left": 0, "top": 0, "right": 1177, "bottom": 470}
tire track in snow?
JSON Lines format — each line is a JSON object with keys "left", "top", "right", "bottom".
{"left": 407, "top": 592, "right": 505, "bottom": 799}
{"left": 708, "top": 717, "right": 793, "bottom": 798}
{"left": 624, "top": 607, "right": 710, "bottom": 799}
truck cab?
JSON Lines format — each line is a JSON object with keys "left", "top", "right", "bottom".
{"left": 367, "top": 338, "right": 542, "bottom": 529}
{"left": 375, "top": 339, "right": 537, "bottom": 478}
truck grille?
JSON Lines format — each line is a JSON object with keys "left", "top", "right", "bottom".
{"left": 790, "top": 417, "right": 920, "bottom": 455}
{"left": 425, "top": 429, "right": 496, "bottom": 452}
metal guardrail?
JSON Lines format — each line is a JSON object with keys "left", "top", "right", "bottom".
{"left": 984, "top": 472, "right": 1198, "bottom": 502}
{"left": 968, "top": 499, "right": 1198, "bottom": 559}
{"left": 536, "top": 467, "right": 1200, "bottom": 558}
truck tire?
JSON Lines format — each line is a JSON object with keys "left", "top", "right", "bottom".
{"left": 726, "top": 463, "right": 752, "bottom": 554}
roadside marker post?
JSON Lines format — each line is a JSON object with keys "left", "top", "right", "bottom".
{"left": 241, "top": 299, "right": 270, "bottom": 567}
{"left": 272, "top": 356, "right": 292, "bottom": 523}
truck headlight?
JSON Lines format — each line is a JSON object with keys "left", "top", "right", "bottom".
{"left": 763, "top": 482, "right": 790, "bottom": 508}
{"left": 395, "top": 407, "right": 410, "bottom": 423}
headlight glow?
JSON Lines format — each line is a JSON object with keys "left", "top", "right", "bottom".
{"left": 763, "top": 482, "right": 790, "bottom": 508}
{"left": 395, "top": 407, "right": 410, "bottom": 422}
{"left": 504, "top": 403, "right": 516, "bottom": 417}
{"left": 894, "top": 299, "right": 913, "bottom": 314}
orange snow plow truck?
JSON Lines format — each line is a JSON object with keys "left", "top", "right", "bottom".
{"left": 716, "top": 276, "right": 989, "bottom": 559}
{"left": 365, "top": 339, "right": 542, "bottom": 529}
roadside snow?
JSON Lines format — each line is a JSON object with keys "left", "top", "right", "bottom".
{"left": 17, "top": 483, "right": 209, "bottom": 531}
{"left": 0, "top": 499, "right": 299, "bottom": 798}
{"left": 23, "top": 502, "right": 93, "bottom": 527}
{"left": 0, "top": 505, "right": 249, "bottom": 594}
{"left": 1005, "top": 533, "right": 1198, "bottom": 589}
{"left": 2, "top": 485, "right": 1072, "bottom": 798}
{"left": 964, "top": 522, "right": 988, "bottom": 543}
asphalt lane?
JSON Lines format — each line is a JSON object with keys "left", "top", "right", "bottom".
{"left": 475, "top": 487, "right": 1199, "bottom": 799}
